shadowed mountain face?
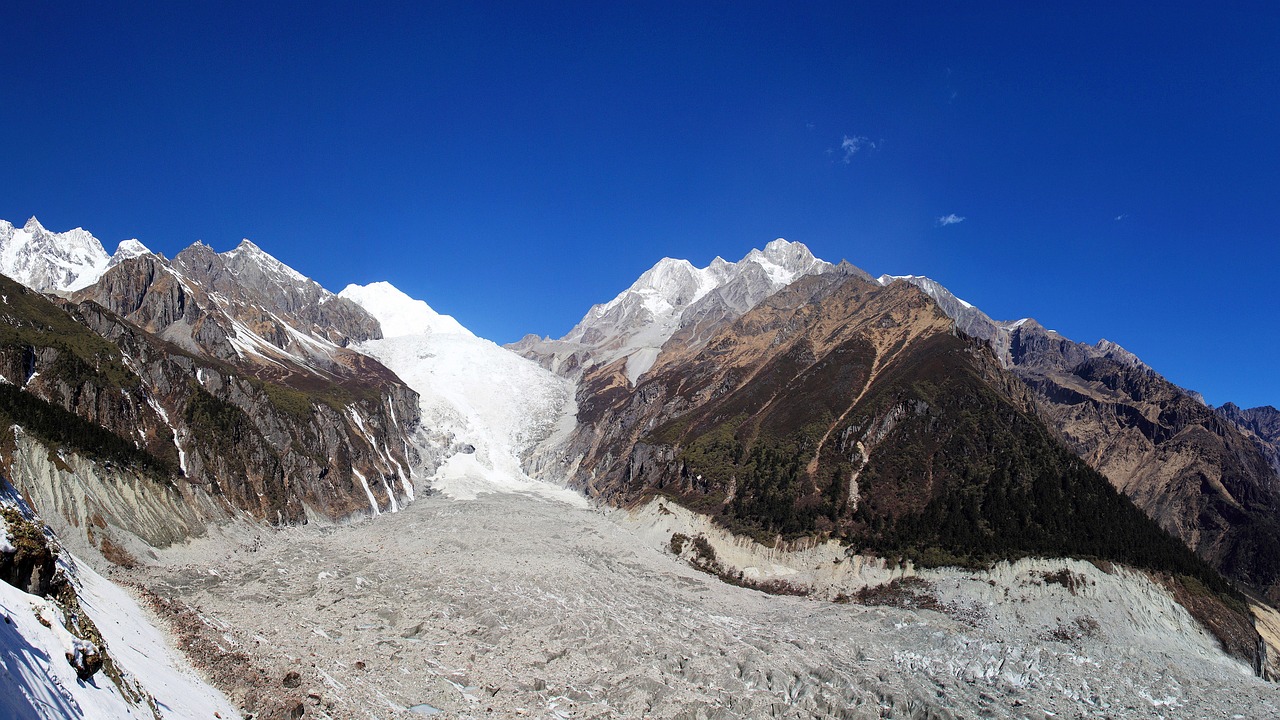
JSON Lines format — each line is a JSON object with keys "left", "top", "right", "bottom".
{"left": 554, "top": 269, "right": 1230, "bottom": 602}
{"left": 1003, "top": 326, "right": 1280, "bottom": 600}
{"left": 1220, "top": 402, "right": 1280, "bottom": 476}
{"left": 880, "top": 276, "right": 1280, "bottom": 603}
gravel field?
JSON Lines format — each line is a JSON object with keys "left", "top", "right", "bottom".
{"left": 129, "top": 489, "right": 1277, "bottom": 720}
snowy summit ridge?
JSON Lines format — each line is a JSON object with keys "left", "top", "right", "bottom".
{"left": 557, "top": 238, "right": 831, "bottom": 383}
{"left": 0, "top": 217, "right": 153, "bottom": 294}
{"left": 339, "top": 281, "right": 471, "bottom": 338}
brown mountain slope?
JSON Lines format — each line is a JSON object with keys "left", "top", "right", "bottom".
{"left": 880, "top": 277, "right": 1280, "bottom": 602}
{"left": 558, "top": 271, "right": 1233, "bottom": 598}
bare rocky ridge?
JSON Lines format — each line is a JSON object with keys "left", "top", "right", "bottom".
{"left": 1220, "top": 402, "right": 1280, "bottom": 476}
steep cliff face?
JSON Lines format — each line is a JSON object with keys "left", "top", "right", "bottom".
{"left": 77, "top": 242, "right": 382, "bottom": 378}
{"left": 0, "top": 271, "right": 420, "bottom": 542}
{"left": 175, "top": 239, "right": 381, "bottom": 348}
{"left": 1005, "top": 324, "right": 1280, "bottom": 598}
{"left": 1220, "top": 402, "right": 1280, "bottom": 477}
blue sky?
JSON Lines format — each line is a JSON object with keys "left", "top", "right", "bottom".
{"left": 2, "top": 3, "right": 1277, "bottom": 408}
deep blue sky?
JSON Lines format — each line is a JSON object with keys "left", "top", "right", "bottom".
{"left": 2, "top": 3, "right": 1277, "bottom": 407}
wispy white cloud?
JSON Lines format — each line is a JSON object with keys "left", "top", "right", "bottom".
{"left": 840, "top": 135, "right": 875, "bottom": 163}
{"left": 1114, "top": 213, "right": 1128, "bottom": 221}
{"left": 936, "top": 213, "right": 966, "bottom": 226}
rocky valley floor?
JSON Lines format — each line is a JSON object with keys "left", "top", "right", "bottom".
{"left": 116, "top": 489, "right": 1276, "bottom": 720}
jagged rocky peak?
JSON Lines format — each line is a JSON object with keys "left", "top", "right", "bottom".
{"left": 165, "top": 237, "right": 383, "bottom": 347}
{"left": 519, "top": 238, "right": 836, "bottom": 385}
{"left": 222, "top": 237, "right": 309, "bottom": 284}
{"left": 1093, "top": 338, "right": 1144, "bottom": 368}
{"left": 744, "top": 237, "right": 828, "bottom": 283}
{"left": 1220, "top": 402, "right": 1280, "bottom": 439}
{"left": 0, "top": 216, "right": 111, "bottom": 293}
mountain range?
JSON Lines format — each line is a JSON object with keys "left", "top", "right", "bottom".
{"left": 0, "top": 216, "right": 1277, "bottom": 718}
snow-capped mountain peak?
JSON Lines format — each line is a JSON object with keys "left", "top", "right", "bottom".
{"left": 339, "top": 281, "right": 473, "bottom": 338}
{"left": 743, "top": 238, "right": 826, "bottom": 287}
{"left": 0, "top": 216, "right": 111, "bottom": 293}
{"left": 112, "top": 238, "right": 151, "bottom": 259}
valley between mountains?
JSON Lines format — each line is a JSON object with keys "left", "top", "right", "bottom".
{"left": 0, "top": 217, "right": 1278, "bottom": 719}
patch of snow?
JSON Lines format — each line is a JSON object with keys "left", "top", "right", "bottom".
{"left": 0, "top": 513, "right": 12, "bottom": 554}
{"left": 223, "top": 239, "right": 308, "bottom": 283}
{"left": 352, "top": 468, "right": 380, "bottom": 516}
{"left": 144, "top": 396, "right": 186, "bottom": 476}
{"left": 71, "top": 556, "right": 242, "bottom": 718}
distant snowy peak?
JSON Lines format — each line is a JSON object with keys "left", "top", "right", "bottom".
{"left": 0, "top": 216, "right": 111, "bottom": 293}
{"left": 745, "top": 238, "right": 828, "bottom": 287}
{"left": 111, "top": 238, "right": 151, "bottom": 261}
{"left": 544, "top": 238, "right": 833, "bottom": 384}
{"left": 588, "top": 238, "right": 828, "bottom": 325}
{"left": 339, "top": 281, "right": 472, "bottom": 338}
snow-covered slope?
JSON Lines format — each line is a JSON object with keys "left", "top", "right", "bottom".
{"left": 0, "top": 559, "right": 238, "bottom": 719}
{"left": 0, "top": 490, "right": 238, "bottom": 719}
{"left": 338, "top": 281, "right": 470, "bottom": 337}
{"left": 344, "top": 282, "right": 580, "bottom": 505}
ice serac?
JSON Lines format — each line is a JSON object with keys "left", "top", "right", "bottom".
{"left": 511, "top": 238, "right": 834, "bottom": 385}
{"left": 339, "top": 281, "right": 472, "bottom": 338}
{"left": 342, "top": 281, "right": 579, "bottom": 505}
{"left": 0, "top": 217, "right": 111, "bottom": 293}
